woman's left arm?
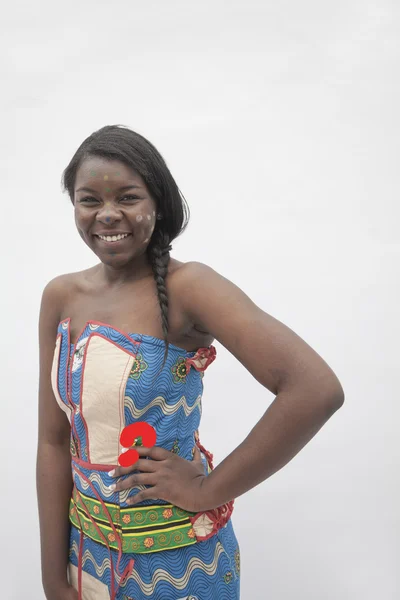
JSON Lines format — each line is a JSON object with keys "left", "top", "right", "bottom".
{"left": 178, "top": 261, "right": 345, "bottom": 509}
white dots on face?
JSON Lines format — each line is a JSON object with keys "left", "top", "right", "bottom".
{"left": 136, "top": 215, "right": 143, "bottom": 222}
{"left": 152, "top": 210, "right": 156, "bottom": 216}
{"left": 143, "top": 238, "right": 149, "bottom": 244}
{"left": 147, "top": 214, "right": 151, "bottom": 220}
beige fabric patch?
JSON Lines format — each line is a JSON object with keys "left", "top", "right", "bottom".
{"left": 68, "top": 563, "right": 110, "bottom": 599}
{"left": 81, "top": 335, "right": 135, "bottom": 464}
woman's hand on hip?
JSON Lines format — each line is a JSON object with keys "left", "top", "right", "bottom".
{"left": 108, "top": 445, "right": 207, "bottom": 512}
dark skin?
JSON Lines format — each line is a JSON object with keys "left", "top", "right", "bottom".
{"left": 37, "top": 157, "right": 345, "bottom": 598}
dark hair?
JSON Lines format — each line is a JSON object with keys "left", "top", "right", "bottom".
{"left": 61, "top": 124, "right": 190, "bottom": 378}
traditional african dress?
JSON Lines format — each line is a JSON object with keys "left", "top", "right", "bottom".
{"left": 51, "top": 318, "right": 241, "bottom": 600}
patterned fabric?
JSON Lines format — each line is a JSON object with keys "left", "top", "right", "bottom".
{"left": 70, "top": 490, "right": 199, "bottom": 553}
{"left": 52, "top": 318, "right": 240, "bottom": 599}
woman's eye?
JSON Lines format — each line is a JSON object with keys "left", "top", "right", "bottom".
{"left": 79, "top": 195, "right": 139, "bottom": 203}
{"left": 80, "top": 196, "right": 97, "bottom": 203}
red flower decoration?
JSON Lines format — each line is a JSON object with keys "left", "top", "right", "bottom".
{"left": 118, "top": 422, "right": 157, "bottom": 467}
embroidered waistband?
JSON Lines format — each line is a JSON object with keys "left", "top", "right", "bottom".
{"left": 70, "top": 487, "right": 198, "bottom": 553}
{"left": 70, "top": 485, "right": 234, "bottom": 554}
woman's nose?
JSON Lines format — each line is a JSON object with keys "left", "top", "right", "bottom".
{"left": 96, "top": 203, "right": 122, "bottom": 223}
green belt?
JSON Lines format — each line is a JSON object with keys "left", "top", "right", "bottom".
{"left": 69, "top": 487, "right": 198, "bottom": 554}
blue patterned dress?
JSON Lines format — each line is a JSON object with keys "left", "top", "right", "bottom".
{"left": 51, "top": 318, "right": 240, "bottom": 600}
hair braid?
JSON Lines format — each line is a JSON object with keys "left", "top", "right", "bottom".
{"left": 147, "top": 228, "right": 172, "bottom": 382}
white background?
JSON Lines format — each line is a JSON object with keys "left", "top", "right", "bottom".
{"left": 2, "top": 1, "right": 399, "bottom": 598}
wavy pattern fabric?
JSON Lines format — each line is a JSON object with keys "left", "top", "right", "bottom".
{"left": 52, "top": 318, "right": 240, "bottom": 599}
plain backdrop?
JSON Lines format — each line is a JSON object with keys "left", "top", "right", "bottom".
{"left": 1, "top": 1, "right": 399, "bottom": 598}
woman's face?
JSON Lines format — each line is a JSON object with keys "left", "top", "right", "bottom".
{"left": 73, "top": 157, "right": 158, "bottom": 265}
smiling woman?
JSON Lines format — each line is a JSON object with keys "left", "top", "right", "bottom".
{"left": 36, "top": 124, "right": 344, "bottom": 600}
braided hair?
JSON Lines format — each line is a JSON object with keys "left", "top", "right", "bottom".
{"left": 61, "top": 124, "right": 190, "bottom": 376}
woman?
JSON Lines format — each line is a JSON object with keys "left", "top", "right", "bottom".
{"left": 36, "top": 124, "right": 345, "bottom": 600}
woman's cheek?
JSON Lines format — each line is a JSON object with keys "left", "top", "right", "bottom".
{"left": 135, "top": 212, "right": 155, "bottom": 244}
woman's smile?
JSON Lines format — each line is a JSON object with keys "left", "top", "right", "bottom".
{"left": 94, "top": 232, "right": 133, "bottom": 245}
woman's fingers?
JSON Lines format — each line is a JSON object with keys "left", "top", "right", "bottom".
{"left": 135, "top": 445, "right": 169, "bottom": 460}
{"left": 112, "top": 472, "right": 156, "bottom": 492}
{"left": 109, "top": 458, "right": 157, "bottom": 478}
{"left": 127, "top": 487, "right": 160, "bottom": 505}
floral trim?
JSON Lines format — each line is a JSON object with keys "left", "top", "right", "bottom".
{"left": 235, "top": 548, "right": 240, "bottom": 576}
{"left": 70, "top": 434, "right": 78, "bottom": 457}
{"left": 129, "top": 353, "right": 148, "bottom": 380}
{"left": 171, "top": 345, "right": 217, "bottom": 383}
{"left": 171, "top": 439, "right": 180, "bottom": 454}
{"left": 171, "top": 357, "right": 188, "bottom": 383}
{"left": 185, "top": 346, "right": 217, "bottom": 373}
{"left": 224, "top": 571, "right": 233, "bottom": 584}
{"left": 71, "top": 337, "right": 89, "bottom": 373}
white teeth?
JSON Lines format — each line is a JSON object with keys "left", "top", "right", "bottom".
{"left": 98, "top": 233, "right": 130, "bottom": 242}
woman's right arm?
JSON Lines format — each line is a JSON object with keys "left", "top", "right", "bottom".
{"left": 36, "top": 276, "right": 78, "bottom": 600}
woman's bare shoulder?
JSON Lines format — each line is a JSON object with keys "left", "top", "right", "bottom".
{"left": 44, "top": 266, "right": 98, "bottom": 296}
{"left": 46, "top": 260, "right": 188, "bottom": 304}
